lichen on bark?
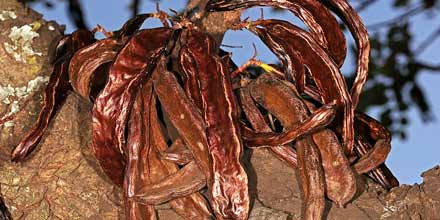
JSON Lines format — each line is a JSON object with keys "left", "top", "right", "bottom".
{"left": 0, "top": 1, "right": 439, "bottom": 220}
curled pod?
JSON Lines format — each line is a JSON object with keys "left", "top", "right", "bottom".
{"left": 12, "top": 30, "right": 95, "bottom": 161}
{"left": 304, "top": 82, "right": 399, "bottom": 189}
{"left": 239, "top": 84, "right": 298, "bottom": 168}
{"left": 249, "top": 74, "right": 357, "bottom": 207}
{"left": 248, "top": 74, "right": 326, "bottom": 219}
{"left": 69, "top": 13, "right": 167, "bottom": 101}
{"left": 69, "top": 38, "right": 125, "bottom": 101}
{"left": 206, "top": 0, "right": 347, "bottom": 67}
{"left": 92, "top": 28, "right": 173, "bottom": 186}
{"left": 322, "top": 0, "right": 371, "bottom": 109}
{"left": 353, "top": 112, "right": 399, "bottom": 189}
{"left": 249, "top": 19, "right": 354, "bottom": 156}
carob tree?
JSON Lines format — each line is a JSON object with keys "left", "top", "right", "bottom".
{"left": 9, "top": 0, "right": 399, "bottom": 219}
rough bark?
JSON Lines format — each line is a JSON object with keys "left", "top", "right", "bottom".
{"left": 0, "top": 1, "right": 439, "bottom": 220}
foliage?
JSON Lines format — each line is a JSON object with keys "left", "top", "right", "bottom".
{"left": 353, "top": 0, "right": 440, "bottom": 139}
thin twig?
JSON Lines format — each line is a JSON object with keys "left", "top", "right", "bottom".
{"left": 367, "top": 5, "right": 424, "bottom": 30}
{"left": 414, "top": 26, "right": 440, "bottom": 55}
{"left": 416, "top": 62, "right": 440, "bottom": 71}
{"left": 356, "top": 0, "right": 379, "bottom": 12}
{"left": 67, "top": 0, "right": 88, "bottom": 29}
{"left": 130, "top": 0, "right": 140, "bottom": 17}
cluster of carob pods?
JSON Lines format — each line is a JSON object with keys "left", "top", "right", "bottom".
{"left": 5, "top": 0, "right": 400, "bottom": 219}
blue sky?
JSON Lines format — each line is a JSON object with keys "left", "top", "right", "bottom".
{"left": 32, "top": 0, "right": 439, "bottom": 184}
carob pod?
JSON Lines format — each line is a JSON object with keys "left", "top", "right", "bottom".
{"left": 92, "top": 28, "right": 173, "bottom": 186}
{"left": 149, "top": 62, "right": 211, "bottom": 219}
{"left": 241, "top": 103, "right": 336, "bottom": 147}
{"left": 206, "top": 0, "right": 346, "bottom": 67}
{"left": 160, "top": 138, "right": 194, "bottom": 166}
{"left": 153, "top": 58, "right": 213, "bottom": 197}
{"left": 12, "top": 30, "right": 95, "bottom": 161}
{"left": 249, "top": 19, "right": 355, "bottom": 156}
{"left": 124, "top": 81, "right": 157, "bottom": 220}
{"left": 249, "top": 74, "right": 357, "bottom": 208}
{"left": 239, "top": 84, "right": 297, "bottom": 168}
{"left": 353, "top": 112, "right": 399, "bottom": 188}
{"left": 180, "top": 29, "right": 249, "bottom": 220}
{"left": 69, "top": 38, "right": 124, "bottom": 101}
{"left": 248, "top": 74, "right": 326, "bottom": 219}
{"left": 178, "top": 37, "right": 204, "bottom": 109}
{"left": 353, "top": 112, "right": 391, "bottom": 174}
{"left": 131, "top": 161, "right": 206, "bottom": 206}
{"left": 126, "top": 74, "right": 211, "bottom": 219}
{"left": 304, "top": 82, "right": 399, "bottom": 189}
{"left": 69, "top": 13, "right": 167, "bottom": 102}
{"left": 323, "top": 0, "right": 371, "bottom": 109}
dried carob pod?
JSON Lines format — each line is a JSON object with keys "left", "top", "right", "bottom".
{"left": 206, "top": 0, "right": 347, "bottom": 67}
{"left": 125, "top": 72, "right": 211, "bottom": 219}
{"left": 69, "top": 13, "right": 169, "bottom": 101}
{"left": 178, "top": 29, "right": 250, "bottom": 220}
{"left": 322, "top": 0, "right": 371, "bottom": 109}
{"left": 248, "top": 74, "right": 327, "bottom": 218}
{"left": 149, "top": 59, "right": 211, "bottom": 220}
{"left": 353, "top": 112, "right": 399, "bottom": 189}
{"left": 248, "top": 74, "right": 357, "bottom": 207}
{"left": 92, "top": 28, "right": 173, "bottom": 186}
{"left": 239, "top": 84, "right": 298, "bottom": 168}
{"left": 12, "top": 30, "right": 95, "bottom": 161}
{"left": 153, "top": 55, "right": 213, "bottom": 194}
{"left": 124, "top": 81, "right": 157, "bottom": 220}
{"left": 303, "top": 85, "right": 399, "bottom": 189}
{"left": 246, "top": 19, "right": 355, "bottom": 156}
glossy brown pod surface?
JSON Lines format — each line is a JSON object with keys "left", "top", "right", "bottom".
{"left": 249, "top": 74, "right": 357, "bottom": 207}
{"left": 252, "top": 19, "right": 354, "bottom": 156}
{"left": 239, "top": 85, "right": 298, "bottom": 168}
{"left": 92, "top": 28, "right": 172, "bottom": 186}
{"left": 248, "top": 74, "right": 326, "bottom": 219}
{"left": 206, "top": 0, "right": 347, "bottom": 67}
{"left": 181, "top": 29, "right": 249, "bottom": 220}
{"left": 125, "top": 77, "right": 211, "bottom": 219}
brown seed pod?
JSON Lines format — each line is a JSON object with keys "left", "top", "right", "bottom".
{"left": 12, "top": 30, "right": 95, "bottom": 162}
{"left": 181, "top": 29, "right": 249, "bottom": 220}
{"left": 92, "top": 28, "right": 173, "bottom": 186}
{"left": 248, "top": 74, "right": 327, "bottom": 219}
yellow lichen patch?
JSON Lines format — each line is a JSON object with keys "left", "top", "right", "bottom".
{"left": 26, "top": 64, "right": 41, "bottom": 77}
{"left": 30, "top": 21, "right": 42, "bottom": 31}
{"left": 26, "top": 56, "right": 37, "bottom": 65}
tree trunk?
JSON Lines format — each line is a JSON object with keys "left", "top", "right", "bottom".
{"left": 0, "top": 1, "right": 439, "bottom": 219}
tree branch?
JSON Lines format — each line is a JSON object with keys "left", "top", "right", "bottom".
{"left": 367, "top": 5, "right": 424, "bottom": 30}
{"left": 355, "top": 0, "right": 379, "bottom": 12}
{"left": 414, "top": 26, "right": 440, "bottom": 55}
